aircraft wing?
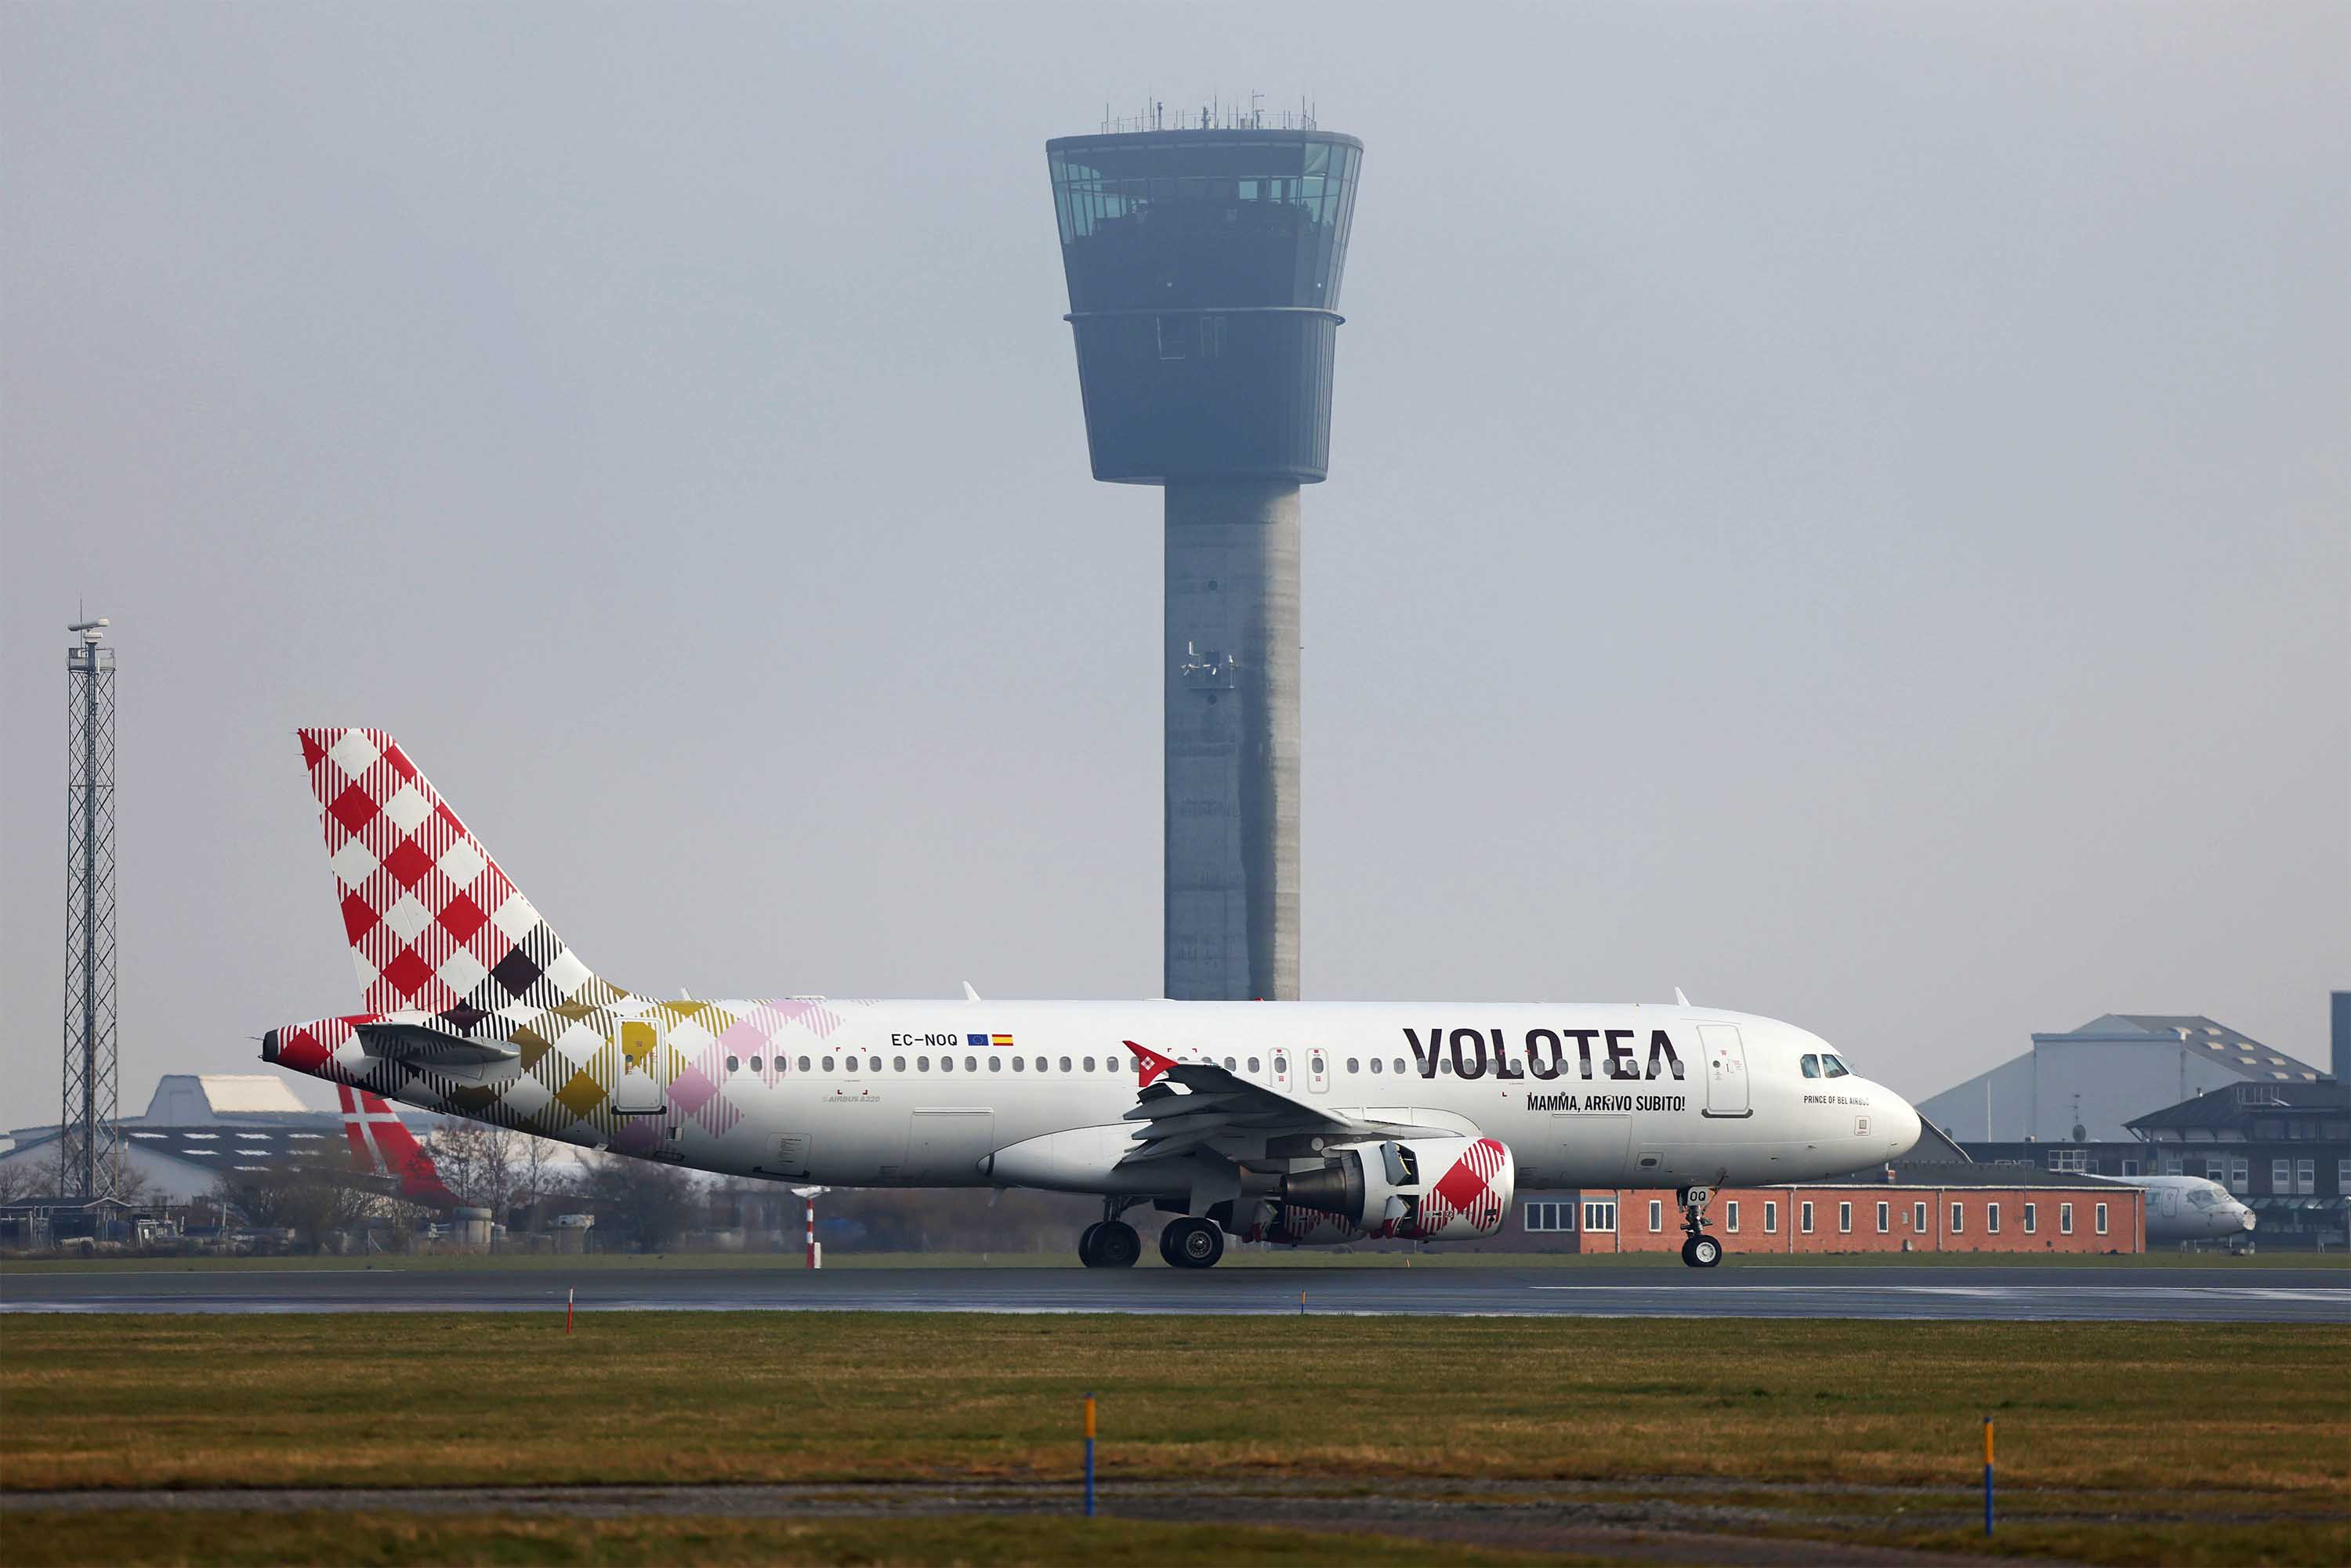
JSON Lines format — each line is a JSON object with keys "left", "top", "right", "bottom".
{"left": 1116, "top": 1040, "right": 1456, "bottom": 1166}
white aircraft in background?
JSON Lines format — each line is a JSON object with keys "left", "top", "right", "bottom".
{"left": 2103, "top": 1174, "right": 2256, "bottom": 1245}
{"left": 262, "top": 729, "right": 1924, "bottom": 1270}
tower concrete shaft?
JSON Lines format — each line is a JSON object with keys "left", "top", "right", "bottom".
{"left": 1046, "top": 125, "right": 1363, "bottom": 1001}
{"left": 1165, "top": 480, "right": 1299, "bottom": 1000}
{"left": 61, "top": 619, "right": 120, "bottom": 1201}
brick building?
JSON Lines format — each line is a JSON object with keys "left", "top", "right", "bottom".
{"left": 1509, "top": 1168, "right": 2143, "bottom": 1255}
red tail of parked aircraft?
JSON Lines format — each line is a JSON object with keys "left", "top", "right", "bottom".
{"left": 338, "top": 1085, "right": 459, "bottom": 1208}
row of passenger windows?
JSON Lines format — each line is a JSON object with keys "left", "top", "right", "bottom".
{"left": 723, "top": 1053, "right": 1143, "bottom": 1077}
{"left": 716, "top": 1052, "right": 1421, "bottom": 1078}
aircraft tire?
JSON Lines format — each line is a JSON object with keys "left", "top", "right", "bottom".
{"left": 1682, "top": 1234, "right": 1723, "bottom": 1269}
{"left": 1096, "top": 1220, "right": 1141, "bottom": 1269}
{"left": 1078, "top": 1222, "right": 1107, "bottom": 1267}
{"left": 1164, "top": 1216, "right": 1225, "bottom": 1270}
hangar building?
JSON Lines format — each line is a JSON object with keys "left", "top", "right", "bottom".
{"left": 1915, "top": 1014, "right": 2327, "bottom": 1146}
{"left": 0, "top": 1074, "right": 433, "bottom": 1206}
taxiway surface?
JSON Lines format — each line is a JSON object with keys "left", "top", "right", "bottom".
{"left": 3, "top": 1262, "right": 2343, "bottom": 1321}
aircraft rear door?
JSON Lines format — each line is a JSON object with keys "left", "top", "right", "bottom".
{"left": 614, "top": 1019, "right": 668, "bottom": 1116}
{"left": 1697, "top": 1024, "right": 1750, "bottom": 1117}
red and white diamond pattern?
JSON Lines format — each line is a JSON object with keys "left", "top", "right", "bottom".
{"left": 299, "top": 727, "right": 619, "bottom": 1020}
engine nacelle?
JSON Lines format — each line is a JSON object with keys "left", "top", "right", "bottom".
{"left": 1277, "top": 1135, "right": 1514, "bottom": 1242}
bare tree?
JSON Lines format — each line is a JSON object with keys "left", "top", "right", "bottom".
{"left": 572, "top": 1151, "right": 699, "bottom": 1252}
{"left": 426, "top": 1121, "right": 518, "bottom": 1219}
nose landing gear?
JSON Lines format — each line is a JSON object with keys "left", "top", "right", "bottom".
{"left": 1676, "top": 1186, "right": 1723, "bottom": 1269}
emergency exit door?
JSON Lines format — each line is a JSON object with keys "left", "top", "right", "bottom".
{"left": 1697, "top": 1025, "right": 1750, "bottom": 1117}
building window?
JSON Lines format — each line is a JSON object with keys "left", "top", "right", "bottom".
{"left": 2295, "top": 1159, "right": 2315, "bottom": 1195}
{"left": 1725, "top": 1200, "right": 1740, "bottom": 1233}
{"left": 1200, "top": 313, "right": 1226, "bottom": 358}
{"left": 2232, "top": 1157, "right": 2249, "bottom": 1190}
{"left": 2095, "top": 1203, "right": 2109, "bottom": 1236}
{"left": 1524, "top": 1201, "right": 1570, "bottom": 1233}
{"left": 1800, "top": 1202, "right": 1815, "bottom": 1234}
{"left": 2048, "top": 1149, "right": 2087, "bottom": 1173}
{"left": 1763, "top": 1201, "right": 1778, "bottom": 1233}
{"left": 2059, "top": 1202, "right": 2074, "bottom": 1234}
{"left": 2164, "top": 1156, "right": 2183, "bottom": 1176}
{"left": 1157, "top": 314, "right": 1190, "bottom": 359}
{"left": 1838, "top": 1202, "right": 1853, "bottom": 1233}
{"left": 2338, "top": 1159, "right": 2349, "bottom": 1194}
{"left": 1648, "top": 1200, "right": 1664, "bottom": 1233}
{"left": 1987, "top": 1203, "right": 2001, "bottom": 1234}
{"left": 2023, "top": 1203, "right": 2038, "bottom": 1234}
{"left": 1914, "top": 1200, "right": 1928, "bottom": 1231}
{"left": 1950, "top": 1203, "right": 1964, "bottom": 1234}
{"left": 1876, "top": 1201, "right": 1890, "bottom": 1234}
{"left": 2273, "top": 1159, "right": 2291, "bottom": 1193}
{"left": 1580, "top": 1200, "right": 1617, "bottom": 1232}
{"left": 2121, "top": 1160, "right": 2139, "bottom": 1177}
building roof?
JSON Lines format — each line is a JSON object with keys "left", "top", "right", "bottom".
{"left": 2050, "top": 1015, "right": 2326, "bottom": 1083}
{"left": 2125, "top": 1077, "right": 2351, "bottom": 1134}
{"left": 138, "top": 1074, "right": 312, "bottom": 1123}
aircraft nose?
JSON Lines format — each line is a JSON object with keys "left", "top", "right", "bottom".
{"left": 1885, "top": 1094, "right": 1922, "bottom": 1159}
{"left": 2239, "top": 1206, "right": 2258, "bottom": 1233}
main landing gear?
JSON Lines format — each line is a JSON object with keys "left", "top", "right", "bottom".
{"left": 1158, "top": 1215, "right": 1225, "bottom": 1270}
{"left": 1078, "top": 1197, "right": 1141, "bottom": 1269}
{"left": 1677, "top": 1185, "right": 1724, "bottom": 1269}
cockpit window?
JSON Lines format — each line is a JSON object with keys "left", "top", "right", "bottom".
{"left": 1801, "top": 1054, "right": 1822, "bottom": 1079}
{"left": 2188, "top": 1189, "right": 2219, "bottom": 1209}
{"left": 1820, "top": 1054, "right": 1851, "bottom": 1079}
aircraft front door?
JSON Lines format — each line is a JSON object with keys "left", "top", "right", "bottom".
{"left": 1697, "top": 1025, "right": 1750, "bottom": 1118}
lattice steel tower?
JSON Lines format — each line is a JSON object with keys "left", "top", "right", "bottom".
{"left": 1045, "top": 112, "right": 1364, "bottom": 1001}
{"left": 60, "top": 617, "right": 120, "bottom": 1200}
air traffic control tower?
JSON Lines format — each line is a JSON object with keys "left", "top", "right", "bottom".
{"left": 1045, "top": 116, "right": 1364, "bottom": 1002}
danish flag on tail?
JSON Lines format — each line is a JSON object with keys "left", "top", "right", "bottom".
{"left": 339, "top": 1085, "right": 458, "bottom": 1208}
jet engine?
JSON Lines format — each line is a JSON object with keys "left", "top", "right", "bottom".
{"left": 1277, "top": 1135, "right": 1514, "bottom": 1241}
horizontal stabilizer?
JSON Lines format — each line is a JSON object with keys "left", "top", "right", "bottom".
{"left": 354, "top": 1021, "right": 519, "bottom": 1066}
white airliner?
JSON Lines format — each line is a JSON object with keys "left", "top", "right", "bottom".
{"left": 262, "top": 730, "right": 1924, "bottom": 1269}
{"left": 2105, "top": 1174, "right": 2256, "bottom": 1245}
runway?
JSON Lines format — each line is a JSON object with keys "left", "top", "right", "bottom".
{"left": 4, "top": 1262, "right": 2344, "bottom": 1321}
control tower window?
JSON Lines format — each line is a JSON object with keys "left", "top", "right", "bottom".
{"left": 1157, "top": 315, "right": 1189, "bottom": 359}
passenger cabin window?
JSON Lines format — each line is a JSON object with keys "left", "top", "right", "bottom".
{"left": 1394, "top": 1058, "right": 1407, "bottom": 1074}
{"left": 1369, "top": 1058, "right": 1382, "bottom": 1074}
{"left": 1346, "top": 1057, "right": 1360, "bottom": 1074}
{"left": 1801, "top": 1054, "right": 1822, "bottom": 1078}
{"left": 917, "top": 1056, "right": 929, "bottom": 1072}
{"left": 1083, "top": 1056, "right": 1096, "bottom": 1072}
{"left": 751, "top": 1056, "right": 763, "bottom": 1074}
{"left": 798, "top": 1056, "right": 810, "bottom": 1073}
{"left": 726, "top": 1055, "right": 741, "bottom": 1074}
{"left": 1060, "top": 1056, "right": 1073, "bottom": 1073}
{"left": 989, "top": 1057, "right": 1002, "bottom": 1073}
{"left": 1247, "top": 1056, "right": 1260, "bottom": 1073}
{"left": 821, "top": 1056, "right": 835, "bottom": 1072}
{"left": 893, "top": 1056, "right": 906, "bottom": 1073}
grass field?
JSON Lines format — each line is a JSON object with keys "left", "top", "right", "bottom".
{"left": 2, "top": 1313, "right": 2343, "bottom": 1566}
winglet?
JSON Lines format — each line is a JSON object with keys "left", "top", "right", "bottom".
{"left": 962, "top": 981, "right": 982, "bottom": 1002}
{"left": 1125, "top": 1039, "right": 1178, "bottom": 1088}
{"left": 1674, "top": 987, "right": 1691, "bottom": 1007}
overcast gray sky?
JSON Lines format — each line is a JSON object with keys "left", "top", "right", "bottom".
{"left": 4, "top": 3, "right": 2343, "bottom": 1128}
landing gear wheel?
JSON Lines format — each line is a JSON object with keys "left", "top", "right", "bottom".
{"left": 1077, "top": 1222, "right": 1107, "bottom": 1267}
{"left": 1092, "top": 1220, "right": 1141, "bottom": 1269}
{"left": 1675, "top": 1184, "right": 1723, "bottom": 1268}
{"left": 1162, "top": 1216, "right": 1225, "bottom": 1269}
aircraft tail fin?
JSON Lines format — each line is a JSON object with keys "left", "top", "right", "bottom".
{"left": 338, "top": 1084, "right": 459, "bottom": 1208}
{"left": 296, "top": 728, "right": 625, "bottom": 1020}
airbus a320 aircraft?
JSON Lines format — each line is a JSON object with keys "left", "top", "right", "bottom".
{"left": 263, "top": 730, "right": 1924, "bottom": 1269}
